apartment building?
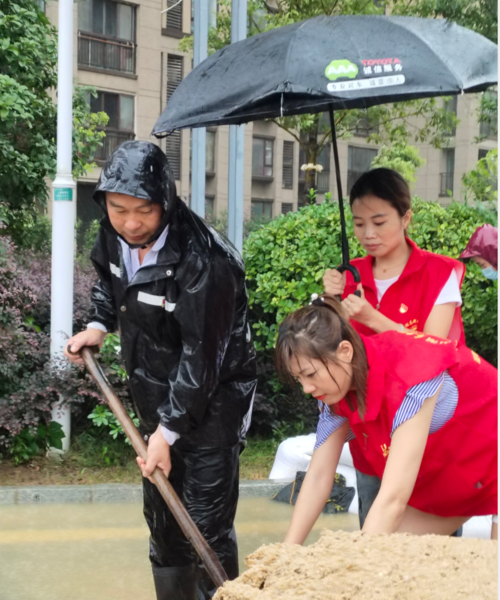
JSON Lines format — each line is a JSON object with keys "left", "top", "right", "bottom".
{"left": 45, "top": 0, "right": 497, "bottom": 233}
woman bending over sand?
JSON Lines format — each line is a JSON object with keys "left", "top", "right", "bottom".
{"left": 275, "top": 295, "right": 497, "bottom": 542}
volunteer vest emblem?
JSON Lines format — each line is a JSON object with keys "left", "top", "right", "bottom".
{"left": 471, "top": 350, "right": 481, "bottom": 364}
{"left": 399, "top": 303, "right": 408, "bottom": 313}
{"left": 381, "top": 444, "right": 390, "bottom": 458}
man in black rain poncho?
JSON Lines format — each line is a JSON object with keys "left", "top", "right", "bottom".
{"left": 65, "top": 141, "right": 257, "bottom": 600}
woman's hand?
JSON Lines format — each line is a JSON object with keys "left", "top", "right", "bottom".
{"left": 342, "top": 284, "right": 376, "bottom": 325}
{"left": 136, "top": 425, "right": 172, "bottom": 482}
{"left": 323, "top": 268, "right": 346, "bottom": 297}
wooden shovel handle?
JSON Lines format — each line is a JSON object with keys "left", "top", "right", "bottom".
{"left": 69, "top": 344, "right": 228, "bottom": 588}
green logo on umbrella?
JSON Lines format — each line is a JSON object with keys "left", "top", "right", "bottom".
{"left": 325, "top": 59, "right": 359, "bottom": 81}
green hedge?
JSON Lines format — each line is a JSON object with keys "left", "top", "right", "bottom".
{"left": 243, "top": 198, "right": 497, "bottom": 366}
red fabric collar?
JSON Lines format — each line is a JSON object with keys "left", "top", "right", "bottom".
{"left": 355, "top": 238, "right": 428, "bottom": 295}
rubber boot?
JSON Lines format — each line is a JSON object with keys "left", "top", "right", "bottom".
{"left": 152, "top": 563, "right": 198, "bottom": 600}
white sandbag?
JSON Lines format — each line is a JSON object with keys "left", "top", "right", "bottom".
{"left": 268, "top": 434, "right": 316, "bottom": 480}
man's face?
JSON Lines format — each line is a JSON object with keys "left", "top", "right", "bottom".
{"left": 106, "top": 192, "right": 163, "bottom": 246}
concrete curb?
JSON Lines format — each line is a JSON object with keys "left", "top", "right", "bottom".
{"left": 0, "top": 480, "right": 292, "bottom": 505}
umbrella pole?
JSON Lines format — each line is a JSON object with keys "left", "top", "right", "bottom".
{"left": 328, "top": 107, "right": 350, "bottom": 266}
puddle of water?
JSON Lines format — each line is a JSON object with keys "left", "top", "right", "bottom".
{"left": 0, "top": 497, "right": 358, "bottom": 600}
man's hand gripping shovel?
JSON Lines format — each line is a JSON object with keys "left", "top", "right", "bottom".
{"left": 67, "top": 344, "right": 228, "bottom": 589}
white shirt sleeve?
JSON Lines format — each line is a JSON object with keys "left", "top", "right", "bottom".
{"left": 87, "top": 322, "right": 108, "bottom": 333}
{"left": 435, "top": 270, "right": 462, "bottom": 307}
{"left": 161, "top": 426, "right": 180, "bottom": 445}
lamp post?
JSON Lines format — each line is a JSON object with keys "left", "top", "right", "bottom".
{"left": 227, "top": 0, "right": 247, "bottom": 252}
{"left": 191, "top": 0, "right": 208, "bottom": 217}
{"left": 50, "top": 0, "right": 76, "bottom": 452}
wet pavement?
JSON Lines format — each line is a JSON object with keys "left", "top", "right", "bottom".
{"left": 0, "top": 497, "right": 359, "bottom": 600}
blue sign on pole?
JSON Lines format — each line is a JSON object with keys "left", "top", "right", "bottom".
{"left": 54, "top": 188, "right": 73, "bottom": 201}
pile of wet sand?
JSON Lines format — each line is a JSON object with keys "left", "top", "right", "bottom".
{"left": 214, "top": 530, "right": 497, "bottom": 599}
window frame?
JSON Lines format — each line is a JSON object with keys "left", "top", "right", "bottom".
{"left": 78, "top": 0, "right": 137, "bottom": 43}
{"left": 347, "top": 145, "right": 378, "bottom": 193}
{"left": 206, "top": 129, "right": 216, "bottom": 175}
{"left": 282, "top": 140, "right": 294, "bottom": 190}
{"left": 89, "top": 90, "right": 135, "bottom": 164}
{"left": 251, "top": 199, "right": 273, "bottom": 221}
{"left": 252, "top": 136, "right": 274, "bottom": 180}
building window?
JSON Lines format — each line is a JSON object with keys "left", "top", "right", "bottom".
{"left": 90, "top": 91, "right": 135, "bottom": 162}
{"left": 78, "top": 0, "right": 136, "bottom": 75}
{"left": 479, "top": 90, "right": 498, "bottom": 140}
{"left": 297, "top": 145, "right": 330, "bottom": 194}
{"left": 444, "top": 96, "right": 457, "bottom": 136}
{"left": 476, "top": 150, "right": 497, "bottom": 193}
{"left": 163, "top": 0, "right": 184, "bottom": 37}
{"left": 166, "top": 55, "right": 184, "bottom": 180}
{"left": 282, "top": 141, "right": 294, "bottom": 189}
{"left": 251, "top": 200, "right": 272, "bottom": 220}
{"left": 205, "top": 196, "right": 215, "bottom": 215}
{"left": 206, "top": 130, "right": 216, "bottom": 174}
{"left": 316, "top": 145, "right": 330, "bottom": 193}
{"left": 353, "top": 110, "right": 379, "bottom": 138}
{"left": 282, "top": 202, "right": 293, "bottom": 214}
{"left": 347, "top": 146, "right": 377, "bottom": 193}
{"left": 76, "top": 183, "right": 103, "bottom": 249}
{"left": 252, "top": 137, "right": 273, "bottom": 178}
{"left": 35, "top": 0, "right": 46, "bottom": 13}
{"left": 439, "top": 148, "right": 455, "bottom": 197}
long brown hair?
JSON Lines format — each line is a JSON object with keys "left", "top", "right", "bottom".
{"left": 275, "top": 295, "right": 369, "bottom": 417}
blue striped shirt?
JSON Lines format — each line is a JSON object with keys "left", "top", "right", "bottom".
{"left": 314, "top": 371, "right": 458, "bottom": 451}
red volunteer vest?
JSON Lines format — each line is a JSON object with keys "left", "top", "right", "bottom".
{"left": 343, "top": 239, "right": 466, "bottom": 475}
{"left": 335, "top": 332, "right": 497, "bottom": 517}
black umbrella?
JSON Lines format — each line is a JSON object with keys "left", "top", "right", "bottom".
{"left": 153, "top": 15, "right": 497, "bottom": 279}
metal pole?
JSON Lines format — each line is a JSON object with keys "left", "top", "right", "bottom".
{"left": 191, "top": 0, "right": 208, "bottom": 217}
{"left": 227, "top": 0, "right": 247, "bottom": 251}
{"left": 328, "top": 106, "right": 350, "bottom": 266}
{"left": 50, "top": 0, "right": 76, "bottom": 451}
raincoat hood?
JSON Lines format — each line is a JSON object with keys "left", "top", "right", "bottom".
{"left": 460, "top": 224, "right": 498, "bottom": 269}
{"left": 93, "top": 140, "right": 177, "bottom": 248}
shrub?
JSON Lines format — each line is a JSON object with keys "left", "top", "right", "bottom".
{"left": 0, "top": 231, "right": 132, "bottom": 461}
{"left": 243, "top": 197, "right": 497, "bottom": 434}
{"left": 9, "top": 421, "right": 64, "bottom": 465}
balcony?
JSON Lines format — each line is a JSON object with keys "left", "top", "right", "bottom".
{"left": 95, "top": 130, "right": 135, "bottom": 163}
{"left": 78, "top": 32, "right": 136, "bottom": 76}
{"left": 439, "top": 172, "right": 454, "bottom": 197}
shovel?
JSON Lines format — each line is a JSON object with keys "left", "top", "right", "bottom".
{"left": 68, "top": 344, "right": 228, "bottom": 589}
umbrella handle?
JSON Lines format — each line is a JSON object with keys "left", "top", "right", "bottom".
{"left": 66, "top": 344, "right": 228, "bottom": 589}
{"left": 336, "top": 264, "right": 362, "bottom": 300}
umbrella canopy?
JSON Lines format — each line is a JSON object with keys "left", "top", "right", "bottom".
{"left": 152, "top": 15, "right": 497, "bottom": 135}
{"left": 152, "top": 14, "right": 497, "bottom": 275}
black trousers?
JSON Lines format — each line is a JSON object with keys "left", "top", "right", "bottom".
{"left": 143, "top": 443, "right": 240, "bottom": 597}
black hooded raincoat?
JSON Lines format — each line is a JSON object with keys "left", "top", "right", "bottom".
{"left": 89, "top": 142, "right": 257, "bottom": 450}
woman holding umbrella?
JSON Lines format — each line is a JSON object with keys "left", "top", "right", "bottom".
{"left": 274, "top": 295, "right": 497, "bottom": 542}
{"left": 323, "top": 168, "right": 465, "bottom": 527}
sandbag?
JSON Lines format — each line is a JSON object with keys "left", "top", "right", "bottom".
{"left": 272, "top": 471, "right": 355, "bottom": 514}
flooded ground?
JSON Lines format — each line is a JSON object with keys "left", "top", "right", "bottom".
{"left": 0, "top": 497, "right": 359, "bottom": 600}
